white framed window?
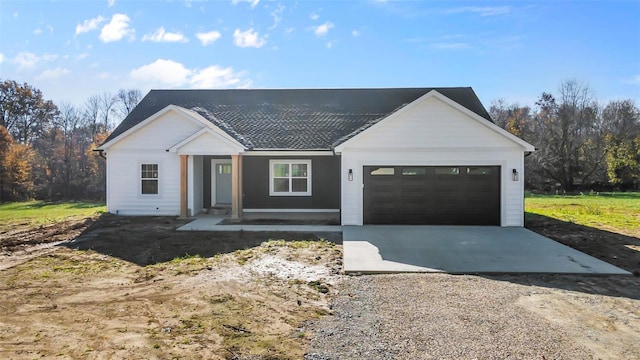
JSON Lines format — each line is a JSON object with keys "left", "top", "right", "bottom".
{"left": 141, "top": 163, "right": 159, "bottom": 195}
{"left": 269, "top": 159, "right": 311, "bottom": 196}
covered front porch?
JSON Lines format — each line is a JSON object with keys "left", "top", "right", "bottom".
{"left": 167, "top": 125, "right": 247, "bottom": 219}
{"left": 179, "top": 154, "right": 243, "bottom": 219}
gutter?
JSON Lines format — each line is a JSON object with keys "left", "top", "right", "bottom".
{"left": 92, "top": 149, "right": 107, "bottom": 159}
{"left": 524, "top": 147, "right": 538, "bottom": 157}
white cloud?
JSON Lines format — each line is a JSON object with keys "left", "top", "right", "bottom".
{"left": 130, "top": 59, "right": 191, "bottom": 86}
{"left": 269, "top": 4, "right": 285, "bottom": 30}
{"left": 142, "top": 27, "right": 188, "bottom": 43}
{"left": 13, "top": 52, "right": 39, "bottom": 70}
{"left": 13, "top": 12, "right": 18, "bottom": 18}
{"left": 326, "top": 41, "right": 334, "bottom": 48}
{"left": 447, "top": 6, "right": 511, "bottom": 16}
{"left": 196, "top": 30, "right": 222, "bottom": 46}
{"left": 77, "top": 53, "right": 89, "bottom": 60}
{"left": 33, "top": 28, "right": 43, "bottom": 35}
{"left": 0, "top": 54, "right": 4, "bottom": 64}
{"left": 37, "top": 67, "right": 70, "bottom": 80}
{"left": 130, "top": 58, "right": 251, "bottom": 88}
{"left": 47, "top": 25, "right": 54, "bottom": 33}
{"left": 285, "top": 27, "right": 294, "bottom": 34}
{"left": 99, "top": 13, "right": 133, "bottom": 43}
{"left": 310, "top": 12, "right": 319, "bottom": 20}
{"left": 232, "top": 0, "right": 260, "bottom": 8}
{"left": 76, "top": 16, "right": 105, "bottom": 35}
{"left": 11, "top": 52, "right": 59, "bottom": 71}
{"left": 190, "top": 65, "right": 250, "bottom": 88}
{"left": 352, "top": 30, "right": 360, "bottom": 37}
{"left": 233, "top": 28, "right": 266, "bottom": 48}
{"left": 313, "top": 21, "right": 333, "bottom": 37}
{"left": 108, "top": 0, "right": 115, "bottom": 6}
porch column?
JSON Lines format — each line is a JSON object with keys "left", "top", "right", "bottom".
{"left": 231, "top": 154, "right": 243, "bottom": 219}
{"left": 179, "top": 154, "right": 188, "bottom": 219}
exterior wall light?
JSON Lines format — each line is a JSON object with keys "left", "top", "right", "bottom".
{"left": 512, "top": 169, "right": 519, "bottom": 181}
{"left": 348, "top": 169, "right": 353, "bottom": 181}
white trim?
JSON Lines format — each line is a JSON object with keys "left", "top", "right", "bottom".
{"left": 269, "top": 159, "right": 312, "bottom": 196}
{"left": 211, "top": 159, "right": 232, "bottom": 206}
{"left": 345, "top": 157, "right": 513, "bottom": 226}
{"left": 334, "top": 90, "right": 535, "bottom": 152}
{"left": 98, "top": 105, "right": 243, "bottom": 150}
{"left": 243, "top": 208, "right": 340, "bottom": 213}
{"left": 342, "top": 147, "right": 520, "bottom": 153}
{"left": 244, "top": 150, "right": 335, "bottom": 156}
{"left": 138, "top": 161, "right": 161, "bottom": 198}
{"left": 168, "top": 127, "right": 246, "bottom": 154}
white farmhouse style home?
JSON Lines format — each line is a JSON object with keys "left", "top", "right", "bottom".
{"left": 97, "top": 88, "right": 535, "bottom": 226}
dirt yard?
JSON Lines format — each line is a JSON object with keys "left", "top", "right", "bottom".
{"left": 0, "top": 215, "right": 342, "bottom": 359}
{"left": 0, "top": 213, "right": 639, "bottom": 359}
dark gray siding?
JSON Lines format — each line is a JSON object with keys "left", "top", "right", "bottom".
{"left": 242, "top": 156, "right": 340, "bottom": 209}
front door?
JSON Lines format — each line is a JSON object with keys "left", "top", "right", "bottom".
{"left": 213, "top": 162, "right": 232, "bottom": 205}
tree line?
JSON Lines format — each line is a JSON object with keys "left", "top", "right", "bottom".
{"left": 491, "top": 79, "right": 639, "bottom": 192}
{"left": 0, "top": 79, "right": 141, "bottom": 202}
{"left": 0, "top": 79, "right": 638, "bottom": 203}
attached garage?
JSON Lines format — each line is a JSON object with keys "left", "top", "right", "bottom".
{"left": 363, "top": 166, "right": 500, "bottom": 225}
{"left": 336, "top": 90, "right": 536, "bottom": 227}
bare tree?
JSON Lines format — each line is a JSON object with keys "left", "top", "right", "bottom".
{"left": 114, "top": 88, "right": 142, "bottom": 120}
{"left": 530, "top": 80, "right": 605, "bottom": 191}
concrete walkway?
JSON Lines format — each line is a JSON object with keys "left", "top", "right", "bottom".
{"left": 343, "top": 226, "right": 630, "bottom": 275}
{"left": 177, "top": 216, "right": 342, "bottom": 233}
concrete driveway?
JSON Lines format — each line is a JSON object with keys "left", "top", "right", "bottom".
{"left": 343, "top": 226, "right": 630, "bottom": 274}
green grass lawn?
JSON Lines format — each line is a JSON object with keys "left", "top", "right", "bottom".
{"left": 0, "top": 201, "right": 106, "bottom": 231}
{"left": 525, "top": 192, "right": 640, "bottom": 237}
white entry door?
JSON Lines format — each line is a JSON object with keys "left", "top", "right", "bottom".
{"left": 212, "top": 161, "right": 232, "bottom": 205}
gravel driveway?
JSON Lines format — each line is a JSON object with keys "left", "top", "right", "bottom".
{"left": 305, "top": 274, "right": 640, "bottom": 360}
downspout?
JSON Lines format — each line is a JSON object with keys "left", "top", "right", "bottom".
{"left": 92, "top": 149, "right": 107, "bottom": 159}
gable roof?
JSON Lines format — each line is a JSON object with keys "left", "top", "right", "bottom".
{"left": 103, "top": 88, "right": 493, "bottom": 150}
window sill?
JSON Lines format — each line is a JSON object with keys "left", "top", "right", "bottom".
{"left": 269, "top": 192, "right": 312, "bottom": 197}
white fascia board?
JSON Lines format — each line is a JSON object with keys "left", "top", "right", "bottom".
{"left": 167, "top": 127, "right": 246, "bottom": 153}
{"left": 334, "top": 90, "right": 535, "bottom": 153}
{"left": 244, "top": 150, "right": 335, "bottom": 156}
{"left": 243, "top": 208, "right": 340, "bottom": 213}
{"left": 98, "top": 105, "right": 231, "bottom": 150}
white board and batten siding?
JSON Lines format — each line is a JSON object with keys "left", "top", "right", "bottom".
{"left": 105, "top": 109, "right": 205, "bottom": 216}
{"left": 336, "top": 93, "right": 533, "bottom": 227}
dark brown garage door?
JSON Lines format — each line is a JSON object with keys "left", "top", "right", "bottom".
{"left": 363, "top": 166, "right": 500, "bottom": 225}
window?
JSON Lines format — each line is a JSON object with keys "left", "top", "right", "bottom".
{"left": 467, "top": 167, "right": 492, "bottom": 175}
{"left": 218, "top": 164, "right": 231, "bottom": 174}
{"left": 402, "top": 167, "right": 427, "bottom": 176}
{"left": 370, "top": 167, "right": 395, "bottom": 176}
{"left": 435, "top": 167, "right": 460, "bottom": 175}
{"left": 141, "top": 163, "right": 159, "bottom": 195}
{"left": 270, "top": 160, "right": 311, "bottom": 196}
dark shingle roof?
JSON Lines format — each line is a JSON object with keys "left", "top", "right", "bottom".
{"left": 104, "top": 88, "right": 492, "bottom": 150}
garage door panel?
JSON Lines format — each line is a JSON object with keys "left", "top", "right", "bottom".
{"left": 364, "top": 166, "right": 500, "bottom": 225}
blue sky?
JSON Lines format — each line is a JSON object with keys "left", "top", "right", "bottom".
{"left": 1, "top": 0, "right": 639, "bottom": 109}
